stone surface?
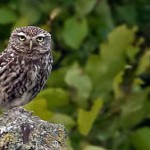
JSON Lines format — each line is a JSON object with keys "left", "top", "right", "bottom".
{"left": 0, "top": 107, "right": 67, "bottom": 150}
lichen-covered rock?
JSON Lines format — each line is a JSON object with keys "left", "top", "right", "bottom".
{"left": 0, "top": 107, "right": 67, "bottom": 150}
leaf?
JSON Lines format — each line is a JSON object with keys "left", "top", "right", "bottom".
{"left": 66, "top": 139, "right": 74, "bottom": 150}
{"left": 51, "top": 113, "right": 75, "bottom": 129}
{"left": 116, "top": 5, "right": 137, "bottom": 25}
{"left": 12, "top": 17, "right": 29, "bottom": 29}
{"left": 86, "top": 25, "right": 137, "bottom": 98}
{"left": 65, "top": 64, "right": 92, "bottom": 107}
{"left": 62, "top": 17, "right": 88, "bottom": 49}
{"left": 36, "top": 88, "right": 69, "bottom": 109}
{"left": 78, "top": 99, "right": 103, "bottom": 136}
{"left": 46, "top": 67, "right": 68, "bottom": 88}
{"left": 52, "top": 50, "right": 61, "bottom": 63}
{"left": 95, "top": 0, "right": 114, "bottom": 31}
{"left": 136, "top": 49, "right": 150, "bottom": 75}
{"left": 85, "top": 55, "right": 113, "bottom": 98}
{"left": 120, "top": 89, "right": 150, "bottom": 128}
{"left": 86, "top": 54, "right": 119, "bottom": 99}
{"left": 0, "top": 8, "right": 17, "bottom": 24}
{"left": 126, "top": 45, "right": 140, "bottom": 62}
{"left": 131, "top": 127, "right": 150, "bottom": 150}
{"left": 19, "top": 1, "right": 41, "bottom": 24}
{"left": 100, "top": 25, "right": 137, "bottom": 60}
{"left": 25, "top": 98, "right": 53, "bottom": 121}
{"left": 84, "top": 145, "right": 107, "bottom": 150}
{"left": 113, "top": 72, "right": 124, "bottom": 99}
{"left": 25, "top": 8, "right": 41, "bottom": 24}
{"left": 76, "top": 0, "right": 97, "bottom": 15}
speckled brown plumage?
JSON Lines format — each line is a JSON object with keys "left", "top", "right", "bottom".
{"left": 0, "top": 26, "right": 53, "bottom": 110}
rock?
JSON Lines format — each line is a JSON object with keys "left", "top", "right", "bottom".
{"left": 0, "top": 107, "right": 67, "bottom": 150}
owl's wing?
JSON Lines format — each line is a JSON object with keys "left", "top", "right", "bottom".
{"left": 0, "top": 50, "right": 14, "bottom": 74}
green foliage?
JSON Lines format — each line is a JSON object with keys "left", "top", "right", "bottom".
{"left": 83, "top": 145, "right": 106, "bottom": 150}
{"left": 76, "top": 0, "right": 97, "bottom": 15}
{"left": 25, "top": 88, "right": 69, "bottom": 117}
{"left": 51, "top": 113, "right": 75, "bottom": 129}
{"left": 46, "top": 67, "right": 68, "bottom": 88}
{"left": 62, "top": 16, "right": 88, "bottom": 49}
{"left": 0, "top": 0, "right": 150, "bottom": 149}
{"left": 131, "top": 128, "right": 150, "bottom": 150}
{"left": 78, "top": 99, "right": 103, "bottom": 136}
{"left": 0, "top": 8, "right": 17, "bottom": 24}
{"left": 25, "top": 98, "right": 53, "bottom": 121}
{"left": 136, "top": 50, "right": 150, "bottom": 75}
{"left": 65, "top": 64, "right": 92, "bottom": 107}
{"left": 37, "top": 88, "right": 69, "bottom": 109}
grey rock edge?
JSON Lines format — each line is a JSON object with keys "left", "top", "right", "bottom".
{"left": 0, "top": 107, "right": 67, "bottom": 150}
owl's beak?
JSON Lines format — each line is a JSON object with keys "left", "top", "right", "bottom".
{"left": 29, "top": 40, "right": 33, "bottom": 50}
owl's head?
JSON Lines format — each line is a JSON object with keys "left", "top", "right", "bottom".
{"left": 9, "top": 26, "right": 51, "bottom": 55}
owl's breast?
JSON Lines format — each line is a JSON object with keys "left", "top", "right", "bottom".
{"left": 27, "top": 64, "right": 40, "bottom": 87}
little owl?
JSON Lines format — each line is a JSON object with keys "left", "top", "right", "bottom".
{"left": 0, "top": 26, "right": 53, "bottom": 110}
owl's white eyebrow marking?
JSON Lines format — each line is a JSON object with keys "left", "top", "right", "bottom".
{"left": 37, "top": 33, "right": 45, "bottom": 37}
{"left": 17, "top": 32, "right": 26, "bottom": 36}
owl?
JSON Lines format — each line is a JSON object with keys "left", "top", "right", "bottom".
{"left": 0, "top": 26, "right": 53, "bottom": 110}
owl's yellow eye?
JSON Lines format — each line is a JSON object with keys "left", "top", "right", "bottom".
{"left": 36, "top": 36, "right": 44, "bottom": 43}
{"left": 18, "top": 35, "right": 26, "bottom": 41}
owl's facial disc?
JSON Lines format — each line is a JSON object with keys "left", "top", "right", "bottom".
{"left": 17, "top": 32, "right": 27, "bottom": 42}
{"left": 36, "top": 34, "right": 45, "bottom": 43}
{"left": 17, "top": 32, "right": 32, "bottom": 50}
{"left": 9, "top": 26, "right": 51, "bottom": 55}
{"left": 17, "top": 32, "right": 46, "bottom": 50}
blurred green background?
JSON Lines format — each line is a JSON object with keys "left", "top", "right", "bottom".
{"left": 0, "top": 0, "right": 150, "bottom": 149}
